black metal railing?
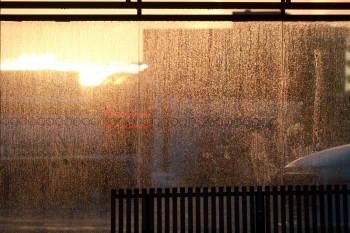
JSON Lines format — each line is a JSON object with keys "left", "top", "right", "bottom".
{"left": 111, "top": 185, "right": 350, "bottom": 233}
{"left": 1, "top": 1, "right": 350, "bottom": 21}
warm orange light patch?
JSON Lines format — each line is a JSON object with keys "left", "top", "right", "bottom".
{"left": 1, "top": 54, "right": 148, "bottom": 86}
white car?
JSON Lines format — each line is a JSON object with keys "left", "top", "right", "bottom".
{"left": 283, "top": 144, "right": 350, "bottom": 186}
{"left": 282, "top": 144, "right": 350, "bottom": 232}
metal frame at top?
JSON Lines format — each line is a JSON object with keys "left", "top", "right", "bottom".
{"left": 1, "top": 1, "right": 350, "bottom": 21}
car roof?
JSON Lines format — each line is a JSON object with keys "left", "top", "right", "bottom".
{"left": 285, "top": 144, "right": 350, "bottom": 168}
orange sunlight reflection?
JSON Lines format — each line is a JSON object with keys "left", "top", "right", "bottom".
{"left": 1, "top": 54, "right": 148, "bottom": 86}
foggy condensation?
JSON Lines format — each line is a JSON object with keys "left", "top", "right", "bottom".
{"left": 1, "top": 21, "right": 350, "bottom": 231}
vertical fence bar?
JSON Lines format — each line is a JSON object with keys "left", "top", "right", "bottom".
{"left": 219, "top": 187, "right": 224, "bottom": 233}
{"left": 234, "top": 187, "right": 240, "bottom": 233}
{"left": 242, "top": 186, "right": 248, "bottom": 233}
{"left": 319, "top": 186, "right": 325, "bottom": 233}
{"left": 326, "top": 185, "right": 334, "bottom": 233}
{"left": 295, "top": 186, "right": 302, "bottom": 233}
{"left": 188, "top": 188, "right": 194, "bottom": 233}
{"left": 172, "top": 188, "right": 178, "bottom": 233}
{"left": 111, "top": 189, "right": 116, "bottom": 233}
{"left": 280, "top": 186, "right": 286, "bottom": 233}
{"left": 250, "top": 186, "right": 256, "bottom": 233}
{"left": 265, "top": 186, "right": 271, "bottom": 233}
{"left": 180, "top": 188, "right": 186, "bottom": 233}
{"left": 165, "top": 188, "right": 170, "bottom": 233}
{"left": 342, "top": 185, "right": 349, "bottom": 233}
{"left": 311, "top": 185, "right": 317, "bottom": 233}
{"left": 203, "top": 187, "right": 209, "bottom": 233}
{"left": 334, "top": 185, "right": 341, "bottom": 233}
{"left": 142, "top": 188, "right": 149, "bottom": 233}
{"left": 303, "top": 186, "right": 310, "bottom": 233}
{"left": 149, "top": 189, "right": 155, "bottom": 233}
{"left": 196, "top": 187, "right": 201, "bottom": 233}
{"left": 226, "top": 187, "right": 232, "bottom": 233}
{"left": 211, "top": 187, "right": 217, "bottom": 233}
{"left": 256, "top": 186, "right": 265, "bottom": 233}
{"left": 134, "top": 189, "right": 139, "bottom": 233}
{"left": 126, "top": 189, "right": 132, "bottom": 233}
{"left": 157, "top": 188, "right": 162, "bottom": 233}
{"left": 119, "top": 189, "right": 125, "bottom": 233}
{"left": 288, "top": 186, "right": 294, "bottom": 233}
{"left": 272, "top": 186, "right": 278, "bottom": 233}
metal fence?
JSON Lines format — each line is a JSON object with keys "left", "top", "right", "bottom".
{"left": 1, "top": 1, "right": 350, "bottom": 21}
{"left": 111, "top": 185, "right": 350, "bottom": 233}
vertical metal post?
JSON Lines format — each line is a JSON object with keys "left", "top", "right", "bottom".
{"left": 342, "top": 185, "right": 349, "bottom": 233}
{"left": 119, "top": 189, "right": 125, "bottom": 232}
{"left": 219, "top": 187, "right": 224, "bottom": 233}
{"left": 256, "top": 186, "right": 265, "bottom": 233}
{"left": 280, "top": 186, "right": 287, "bottom": 233}
{"left": 334, "top": 185, "right": 341, "bottom": 233}
{"left": 326, "top": 185, "right": 334, "bottom": 233}
{"left": 234, "top": 187, "right": 240, "bottom": 233}
{"left": 134, "top": 189, "right": 140, "bottom": 233}
{"left": 319, "top": 186, "right": 326, "bottom": 233}
{"left": 157, "top": 188, "right": 162, "bottom": 233}
{"left": 137, "top": 0, "right": 142, "bottom": 15}
{"left": 242, "top": 186, "right": 248, "bottom": 233}
{"left": 196, "top": 187, "right": 201, "bottom": 233}
{"left": 296, "top": 186, "right": 302, "bottom": 233}
{"left": 281, "top": 0, "right": 285, "bottom": 15}
{"left": 281, "top": 0, "right": 291, "bottom": 15}
{"left": 272, "top": 186, "right": 279, "bottom": 233}
{"left": 203, "top": 187, "right": 209, "bottom": 233}
{"left": 142, "top": 188, "right": 150, "bottom": 233}
{"left": 126, "top": 189, "right": 132, "bottom": 233}
{"left": 111, "top": 189, "right": 117, "bottom": 233}
{"left": 226, "top": 187, "right": 232, "bottom": 233}
{"left": 288, "top": 186, "right": 294, "bottom": 233}
{"left": 311, "top": 186, "right": 318, "bottom": 233}
{"left": 250, "top": 187, "right": 256, "bottom": 233}
{"left": 188, "top": 188, "right": 194, "bottom": 233}
{"left": 165, "top": 188, "right": 170, "bottom": 233}
{"left": 303, "top": 186, "right": 310, "bottom": 233}
{"left": 265, "top": 186, "right": 271, "bottom": 233}
{"left": 180, "top": 188, "right": 186, "bottom": 233}
{"left": 173, "top": 188, "right": 178, "bottom": 233}
{"left": 149, "top": 188, "right": 155, "bottom": 232}
{"left": 211, "top": 187, "right": 217, "bottom": 233}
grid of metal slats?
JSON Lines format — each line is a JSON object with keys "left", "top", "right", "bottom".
{"left": 111, "top": 185, "right": 350, "bottom": 233}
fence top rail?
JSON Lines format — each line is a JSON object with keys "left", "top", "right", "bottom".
{"left": 2, "top": 14, "right": 350, "bottom": 22}
{"left": 1, "top": 1, "right": 350, "bottom": 21}
{"left": 112, "top": 185, "right": 350, "bottom": 199}
{"left": 1, "top": 2, "right": 350, "bottom": 10}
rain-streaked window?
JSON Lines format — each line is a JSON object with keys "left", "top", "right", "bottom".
{"left": 1, "top": 12, "right": 350, "bottom": 233}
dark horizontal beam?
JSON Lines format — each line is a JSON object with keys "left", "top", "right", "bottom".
{"left": 1, "top": 2, "right": 350, "bottom": 10}
{"left": 2, "top": 14, "right": 350, "bottom": 22}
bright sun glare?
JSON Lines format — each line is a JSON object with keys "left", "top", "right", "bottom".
{"left": 0, "top": 54, "right": 148, "bottom": 86}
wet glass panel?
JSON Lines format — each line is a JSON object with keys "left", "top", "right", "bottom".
{"left": 282, "top": 22, "right": 350, "bottom": 163}
{"left": 0, "top": 21, "right": 142, "bottom": 231}
{"left": 142, "top": 22, "right": 284, "bottom": 187}
{"left": 1, "top": 20, "right": 350, "bottom": 232}
{"left": 141, "top": 21, "right": 350, "bottom": 189}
